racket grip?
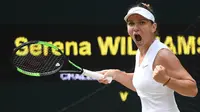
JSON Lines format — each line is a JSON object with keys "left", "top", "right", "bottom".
{"left": 82, "top": 69, "right": 112, "bottom": 83}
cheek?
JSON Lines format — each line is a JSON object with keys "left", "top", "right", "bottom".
{"left": 127, "top": 26, "right": 133, "bottom": 35}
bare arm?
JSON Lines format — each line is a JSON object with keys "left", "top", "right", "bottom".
{"left": 98, "top": 70, "right": 136, "bottom": 92}
{"left": 153, "top": 48, "right": 198, "bottom": 97}
{"left": 114, "top": 71, "right": 136, "bottom": 92}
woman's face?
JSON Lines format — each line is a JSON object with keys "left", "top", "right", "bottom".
{"left": 126, "top": 14, "right": 157, "bottom": 47}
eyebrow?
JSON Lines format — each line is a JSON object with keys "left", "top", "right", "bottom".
{"left": 127, "top": 19, "right": 148, "bottom": 22}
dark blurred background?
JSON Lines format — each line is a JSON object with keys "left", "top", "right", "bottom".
{"left": 0, "top": 0, "right": 200, "bottom": 112}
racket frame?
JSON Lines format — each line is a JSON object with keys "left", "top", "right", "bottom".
{"left": 12, "top": 40, "right": 112, "bottom": 83}
{"left": 12, "top": 40, "right": 82, "bottom": 76}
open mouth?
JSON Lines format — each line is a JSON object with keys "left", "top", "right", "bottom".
{"left": 135, "top": 34, "right": 142, "bottom": 41}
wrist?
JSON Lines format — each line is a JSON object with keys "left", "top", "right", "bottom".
{"left": 163, "top": 77, "right": 171, "bottom": 86}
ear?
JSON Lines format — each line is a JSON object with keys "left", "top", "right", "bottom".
{"left": 152, "top": 23, "right": 157, "bottom": 33}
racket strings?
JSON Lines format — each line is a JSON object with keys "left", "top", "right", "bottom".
{"left": 13, "top": 54, "right": 36, "bottom": 71}
{"left": 44, "top": 53, "right": 63, "bottom": 72}
{"left": 31, "top": 55, "right": 52, "bottom": 72}
{"left": 13, "top": 54, "right": 47, "bottom": 72}
{"left": 13, "top": 47, "right": 64, "bottom": 73}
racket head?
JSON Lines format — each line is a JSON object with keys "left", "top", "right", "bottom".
{"left": 12, "top": 40, "right": 65, "bottom": 77}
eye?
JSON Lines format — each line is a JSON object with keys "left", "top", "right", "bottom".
{"left": 139, "top": 21, "right": 146, "bottom": 25}
{"left": 127, "top": 22, "right": 135, "bottom": 26}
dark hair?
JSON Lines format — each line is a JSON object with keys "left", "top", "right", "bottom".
{"left": 137, "top": 3, "right": 154, "bottom": 15}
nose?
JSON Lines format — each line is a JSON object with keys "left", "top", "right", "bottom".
{"left": 133, "top": 25, "right": 139, "bottom": 32}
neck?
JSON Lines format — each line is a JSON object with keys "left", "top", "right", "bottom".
{"left": 138, "top": 38, "right": 155, "bottom": 57}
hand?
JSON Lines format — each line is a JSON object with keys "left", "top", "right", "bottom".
{"left": 153, "top": 65, "right": 170, "bottom": 84}
{"left": 97, "top": 69, "right": 120, "bottom": 84}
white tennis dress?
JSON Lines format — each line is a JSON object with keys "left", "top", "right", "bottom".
{"left": 132, "top": 39, "right": 180, "bottom": 112}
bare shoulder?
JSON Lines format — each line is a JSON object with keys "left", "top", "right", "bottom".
{"left": 153, "top": 48, "right": 180, "bottom": 69}
{"left": 153, "top": 48, "right": 194, "bottom": 80}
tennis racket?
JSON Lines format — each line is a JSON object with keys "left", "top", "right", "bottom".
{"left": 11, "top": 40, "right": 112, "bottom": 83}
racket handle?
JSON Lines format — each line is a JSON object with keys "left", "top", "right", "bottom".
{"left": 82, "top": 69, "right": 112, "bottom": 83}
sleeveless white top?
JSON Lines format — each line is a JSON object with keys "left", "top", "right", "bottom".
{"left": 132, "top": 39, "right": 180, "bottom": 112}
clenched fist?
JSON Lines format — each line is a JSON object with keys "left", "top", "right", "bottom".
{"left": 153, "top": 65, "right": 170, "bottom": 84}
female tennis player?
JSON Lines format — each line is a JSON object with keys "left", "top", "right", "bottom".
{"left": 98, "top": 3, "right": 198, "bottom": 112}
